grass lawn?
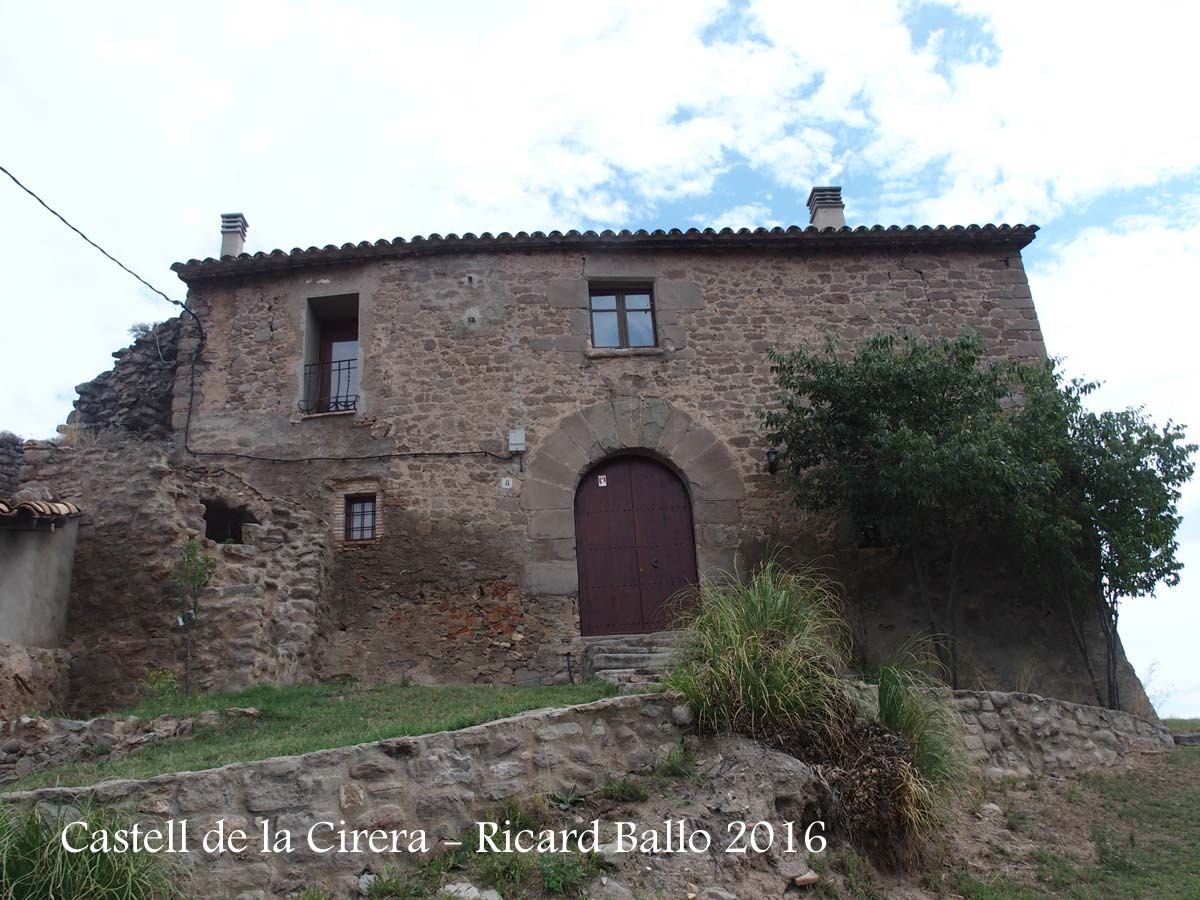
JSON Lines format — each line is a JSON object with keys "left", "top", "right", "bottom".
{"left": 954, "top": 747, "right": 1200, "bottom": 899}
{"left": 1162, "top": 717, "right": 1200, "bottom": 734}
{"left": 4, "top": 679, "right": 616, "bottom": 793}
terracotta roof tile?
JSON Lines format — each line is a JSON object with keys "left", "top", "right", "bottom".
{"left": 0, "top": 499, "right": 82, "bottom": 520}
{"left": 172, "top": 223, "right": 1038, "bottom": 283}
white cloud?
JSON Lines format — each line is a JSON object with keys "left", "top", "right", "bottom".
{"left": 701, "top": 203, "right": 782, "bottom": 230}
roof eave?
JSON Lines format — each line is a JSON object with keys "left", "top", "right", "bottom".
{"left": 172, "top": 223, "right": 1039, "bottom": 284}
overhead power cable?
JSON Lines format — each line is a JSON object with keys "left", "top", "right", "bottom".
{"left": 0, "top": 163, "right": 517, "bottom": 467}
{"left": 0, "top": 163, "right": 186, "bottom": 312}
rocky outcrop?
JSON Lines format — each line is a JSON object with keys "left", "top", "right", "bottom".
{"left": 66, "top": 317, "right": 181, "bottom": 439}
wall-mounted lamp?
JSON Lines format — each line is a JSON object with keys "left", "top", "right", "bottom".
{"left": 509, "top": 428, "right": 527, "bottom": 472}
{"left": 766, "top": 447, "right": 780, "bottom": 474}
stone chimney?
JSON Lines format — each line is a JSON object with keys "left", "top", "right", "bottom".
{"left": 219, "top": 213, "right": 249, "bottom": 258}
{"left": 806, "top": 187, "right": 845, "bottom": 229}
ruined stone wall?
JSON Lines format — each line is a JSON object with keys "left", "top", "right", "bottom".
{"left": 0, "top": 641, "right": 70, "bottom": 718}
{"left": 0, "top": 694, "right": 687, "bottom": 898}
{"left": 16, "top": 442, "right": 332, "bottom": 714}
{"left": 0, "top": 433, "right": 21, "bottom": 495}
{"left": 67, "top": 317, "right": 181, "bottom": 440}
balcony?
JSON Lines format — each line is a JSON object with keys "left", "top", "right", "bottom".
{"left": 300, "top": 359, "right": 358, "bottom": 414}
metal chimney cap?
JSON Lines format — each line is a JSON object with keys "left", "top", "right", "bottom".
{"left": 220, "top": 213, "right": 249, "bottom": 238}
{"left": 806, "top": 186, "right": 843, "bottom": 214}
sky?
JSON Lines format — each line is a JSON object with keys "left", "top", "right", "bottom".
{"left": 1, "top": 0, "right": 1198, "bottom": 714}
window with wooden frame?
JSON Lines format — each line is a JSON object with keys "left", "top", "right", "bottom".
{"left": 344, "top": 494, "right": 377, "bottom": 541}
{"left": 588, "top": 286, "right": 657, "bottom": 349}
{"left": 302, "top": 294, "right": 360, "bottom": 414}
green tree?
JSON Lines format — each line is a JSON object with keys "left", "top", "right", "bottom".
{"left": 766, "top": 335, "right": 1195, "bottom": 709}
{"left": 765, "top": 334, "right": 1055, "bottom": 687}
{"left": 1013, "top": 364, "right": 1195, "bottom": 709}
{"left": 175, "top": 538, "right": 216, "bottom": 699}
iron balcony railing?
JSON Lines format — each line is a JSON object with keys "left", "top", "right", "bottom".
{"left": 300, "top": 359, "right": 358, "bottom": 414}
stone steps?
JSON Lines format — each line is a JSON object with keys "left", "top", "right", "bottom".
{"left": 584, "top": 632, "right": 681, "bottom": 692}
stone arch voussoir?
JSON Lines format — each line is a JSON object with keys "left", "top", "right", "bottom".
{"left": 522, "top": 398, "right": 746, "bottom": 595}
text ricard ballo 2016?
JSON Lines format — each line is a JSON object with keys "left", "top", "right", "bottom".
{"left": 61, "top": 817, "right": 828, "bottom": 857}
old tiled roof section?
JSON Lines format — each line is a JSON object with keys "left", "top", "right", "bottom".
{"left": 0, "top": 499, "right": 81, "bottom": 519}
{"left": 172, "top": 223, "right": 1038, "bottom": 282}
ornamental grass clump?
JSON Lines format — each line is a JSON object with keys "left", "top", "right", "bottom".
{"left": 0, "top": 803, "right": 180, "bottom": 900}
{"left": 665, "top": 562, "right": 966, "bottom": 870}
{"left": 665, "top": 561, "right": 854, "bottom": 741}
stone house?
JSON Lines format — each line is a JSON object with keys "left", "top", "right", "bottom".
{"left": 7, "top": 188, "right": 1149, "bottom": 714}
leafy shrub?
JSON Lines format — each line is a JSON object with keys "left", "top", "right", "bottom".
{"left": 136, "top": 667, "right": 181, "bottom": 708}
{"left": 0, "top": 804, "right": 179, "bottom": 900}
{"left": 664, "top": 561, "right": 853, "bottom": 738}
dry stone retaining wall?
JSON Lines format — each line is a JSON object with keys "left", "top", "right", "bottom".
{"left": 0, "top": 689, "right": 1175, "bottom": 898}
{"left": 1, "top": 694, "right": 687, "bottom": 899}
{"left": 954, "top": 689, "right": 1173, "bottom": 780}
{"left": 0, "top": 708, "right": 260, "bottom": 786}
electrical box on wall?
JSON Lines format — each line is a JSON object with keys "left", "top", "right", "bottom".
{"left": 508, "top": 429, "right": 526, "bottom": 453}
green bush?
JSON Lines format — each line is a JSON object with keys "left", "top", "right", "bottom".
{"left": 664, "top": 561, "right": 853, "bottom": 738}
{"left": 136, "top": 668, "right": 181, "bottom": 707}
{"left": 0, "top": 804, "right": 180, "bottom": 900}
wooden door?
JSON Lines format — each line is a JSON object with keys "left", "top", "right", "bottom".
{"left": 574, "top": 456, "right": 698, "bottom": 635}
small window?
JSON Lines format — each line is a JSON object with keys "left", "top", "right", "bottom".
{"left": 589, "top": 286, "right": 656, "bottom": 349}
{"left": 202, "top": 499, "right": 257, "bottom": 543}
{"left": 344, "top": 494, "right": 377, "bottom": 541}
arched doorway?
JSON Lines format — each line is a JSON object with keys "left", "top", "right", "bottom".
{"left": 574, "top": 455, "right": 699, "bottom": 635}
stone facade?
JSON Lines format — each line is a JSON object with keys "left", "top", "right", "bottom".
{"left": 1, "top": 693, "right": 687, "bottom": 898}
{"left": 7, "top": 224, "right": 1149, "bottom": 712}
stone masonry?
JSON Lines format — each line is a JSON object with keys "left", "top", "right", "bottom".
{"left": 953, "top": 689, "right": 1174, "bottom": 781}
{"left": 8, "top": 223, "right": 1149, "bottom": 713}
{"left": 0, "top": 432, "right": 21, "bottom": 495}
{"left": 18, "top": 441, "right": 331, "bottom": 713}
